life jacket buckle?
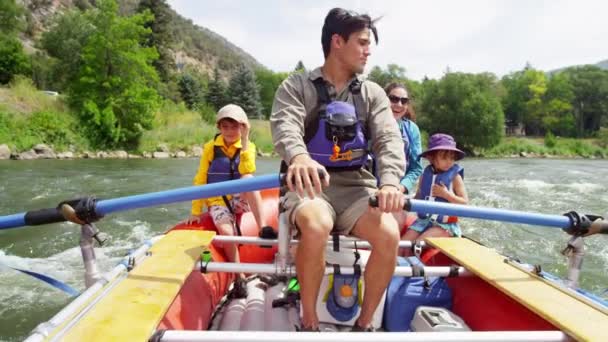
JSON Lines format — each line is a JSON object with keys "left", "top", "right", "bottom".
{"left": 329, "top": 150, "right": 353, "bottom": 162}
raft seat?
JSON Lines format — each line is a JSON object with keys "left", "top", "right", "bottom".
{"left": 426, "top": 237, "right": 608, "bottom": 342}
{"left": 49, "top": 230, "right": 214, "bottom": 342}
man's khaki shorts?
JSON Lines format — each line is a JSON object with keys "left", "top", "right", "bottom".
{"left": 280, "top": 168, "right": 378, "bottom": 235}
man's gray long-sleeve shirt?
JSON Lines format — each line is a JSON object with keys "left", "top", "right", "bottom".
{"left": 270, "top": 67, "right": 405, "bottom": 188}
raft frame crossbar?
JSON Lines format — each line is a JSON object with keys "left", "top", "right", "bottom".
{"left": 197, "top": 261, "right": 472, "bottom": 277}
{"left": 156, "top": 330, "right": 570, "bottom": 342}
{"left": 212, "top": 235, "right": 425, "bottom": 249}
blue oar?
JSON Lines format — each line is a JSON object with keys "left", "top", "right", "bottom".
{"left": 0, "top": 173, "right": 286, "bottom": 230}
{"left": 2, "top": 262, "right": 79, "bottom": 296}
{"left": 370, "top": 197, "right": 587, "bottom": 229}
{"left": 408, "top": 199, "right": 570, "bottom": 228}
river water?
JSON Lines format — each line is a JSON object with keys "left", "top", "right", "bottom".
{"left": 1, "top": 158, "right": 607, "bottom": 341}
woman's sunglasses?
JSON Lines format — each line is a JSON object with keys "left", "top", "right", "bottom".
{"left": 388, "top": 95, "right": 409, "bottom": 105}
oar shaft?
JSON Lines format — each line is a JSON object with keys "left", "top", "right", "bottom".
{"left": 0, "top": 174, "right": 284, "bottom": 230}
{"left": 407, "top": 199, "right": 570, "bottom": 229}
{"left": 96, "top": 173, "right": 282, "bottom": 215}
{"left": 0, "top": 213, "right": 26, "bottom": 230}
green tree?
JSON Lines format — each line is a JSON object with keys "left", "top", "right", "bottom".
{"left": 501, "top": 67, "right": 548, "bottom": 135}
{"left": 178, "top": 73, "right": 203, "bottom": 109}
{"left": 422, "top": 72, "right": 504, "bottom": 151}
{"left": 40, "top": 9, "right": 95, "bottom": 91}
{"left": 30, "top": 51, "right": 55, "bottom": 90}
{"left": 206, "top": 67, "right": 227, "bottom": 111}
{"left": 228, "top": 64, "right": 262, "bottom": 118}
{"left": 0, "top": 0, "right": 24, "bottom": 35}
{"left": 294, "top": 60, "right": 306, "bottom": 73}
{"left": 522, "top": 69, "right": 548, "bottom": 135}
{"left": 368, "top": 64, "right": 406, "bottom": 85}
{"left": 563, "top": 66, "right": 608, "bottom": 137}
{"left": 255, "top": 68, "right": 288, "bottom": 119}
{"left": 69, "top": 0, "right": 160, "bottom": 148}
{"left": 367, "top": 63, "right": 422, "bottom": 99}
{"left": 542, "top": 73, "right": 575, "bottom": 136}
{"left": 137, "top": 0, "right": 175, "bottom": 82}
{"left": 0, "top": 34, "right": 30, "bottom": 84}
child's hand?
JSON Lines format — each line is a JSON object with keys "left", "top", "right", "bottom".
{"left": 431, "top": 182, "right": 451, "bottom": 199}
{"left": 240, "top": 122, "right": 250, "bottom": 141}
{"left": 186, "top": 215, "right": 201, "bottom": 225}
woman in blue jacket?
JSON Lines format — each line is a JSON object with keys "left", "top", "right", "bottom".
{"left": 384, "top": 82, "right": 423, "bottom": 194}
{"left": 384, "top": 82, "right": 423, "bottom": 233}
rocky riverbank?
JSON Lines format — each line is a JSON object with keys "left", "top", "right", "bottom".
{"left": 0, "top": 143, "right": 275, "bottom": 160}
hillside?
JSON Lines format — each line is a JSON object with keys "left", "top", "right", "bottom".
{"left": 19, "top": 0, "right": 263, "bottom": 76}
{"left": 548, "top": 58, "right": 608, "bottom": 74}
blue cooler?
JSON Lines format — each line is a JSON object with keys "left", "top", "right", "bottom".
{"left": 383, "top": 256, "right": 453, "bottom": 332}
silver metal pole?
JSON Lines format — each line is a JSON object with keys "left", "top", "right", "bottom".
{"left": 157, "top": 330, "right": 570, "bottom": 342}
{"left": 212, "top": 235, "right": 423, "bottom": 249}
{"left": 561, "top": 236, "right": 584, "bottom": 289}
{"left": 80, "top": 223, "right": 102, "bottom": 288}
{"left": 275, "top": 212, "right": 291, "bottom": 274}
{"left": 198, "top": 262, "right": 472, "bottom": 277}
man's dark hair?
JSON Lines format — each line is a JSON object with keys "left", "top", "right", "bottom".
{"left": 321, "top": 8, "right": 379, "bottom": 59}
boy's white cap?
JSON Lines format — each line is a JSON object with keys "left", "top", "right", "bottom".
{"left": 216, "top": 104, "right": 249, "bottom": 126}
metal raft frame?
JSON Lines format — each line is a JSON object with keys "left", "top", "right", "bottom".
{"left": 153, "top": 330, "right": 571, "bottom": 342}
{"left": 22, "top": 196, "right": 589, "bottom": 342}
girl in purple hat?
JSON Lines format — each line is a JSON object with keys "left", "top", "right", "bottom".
{"left": 401, "top": 133, "right": 469, "bottom": 255}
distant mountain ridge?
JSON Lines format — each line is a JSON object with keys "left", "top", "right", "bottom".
{"left": 20, "top": 0, "right": 264, "bottom": 77}
{"left": 596, "top": 59, "right": 608, "bottom": 70}
{"left": 548, "top": 59, "right": 608, "bottom": 74}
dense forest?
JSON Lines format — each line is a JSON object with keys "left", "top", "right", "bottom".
{"left": 1, "top": 0, "right": 608, "bottom": 157}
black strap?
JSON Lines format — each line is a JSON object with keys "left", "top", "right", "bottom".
{"left": 349, "top": 79, "right": 369, "bottom": 139}
{"left": 57, "top": 196, "right": 102, "bottom": 224}
{"left": 332, "top": 232, "right": 340, "bottom": 252}
{"left": 221, "top": 195, "right": 242, "bottom": 236}
{"left": 333, "top": 264, "right": 341, "bottom": 275}
{"left": 411, "top": 263, "right": 424, "bottom": 277}
{"left": 303, "top": 78, "right": 330, "bottom": 144}
{"left": 448, "top": 265, "right": 460, "bottom": 277}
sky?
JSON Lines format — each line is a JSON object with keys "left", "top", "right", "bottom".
{"left": 167, "top": 0, "right": 608, "bottom": 81}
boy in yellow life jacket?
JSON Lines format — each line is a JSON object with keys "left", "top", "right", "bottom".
{"left": 187, "top": 104, "right": 276, "bottom": 270}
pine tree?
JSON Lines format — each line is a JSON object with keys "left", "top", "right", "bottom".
{"left": 228, "top": 64, "right": 262, "bottom": 118}
{"left": 206, "top": 67, "right": 227, "bottom": 111}
{"left": 178, "top": 73, "right": 203, "bottom": 109}
{"left": 137, "top": 0, "right": 175, "bottom": 82}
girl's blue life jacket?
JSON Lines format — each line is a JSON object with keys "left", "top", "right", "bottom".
{"left": 417, "top": 164, "right": 464, "bottom": 223}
